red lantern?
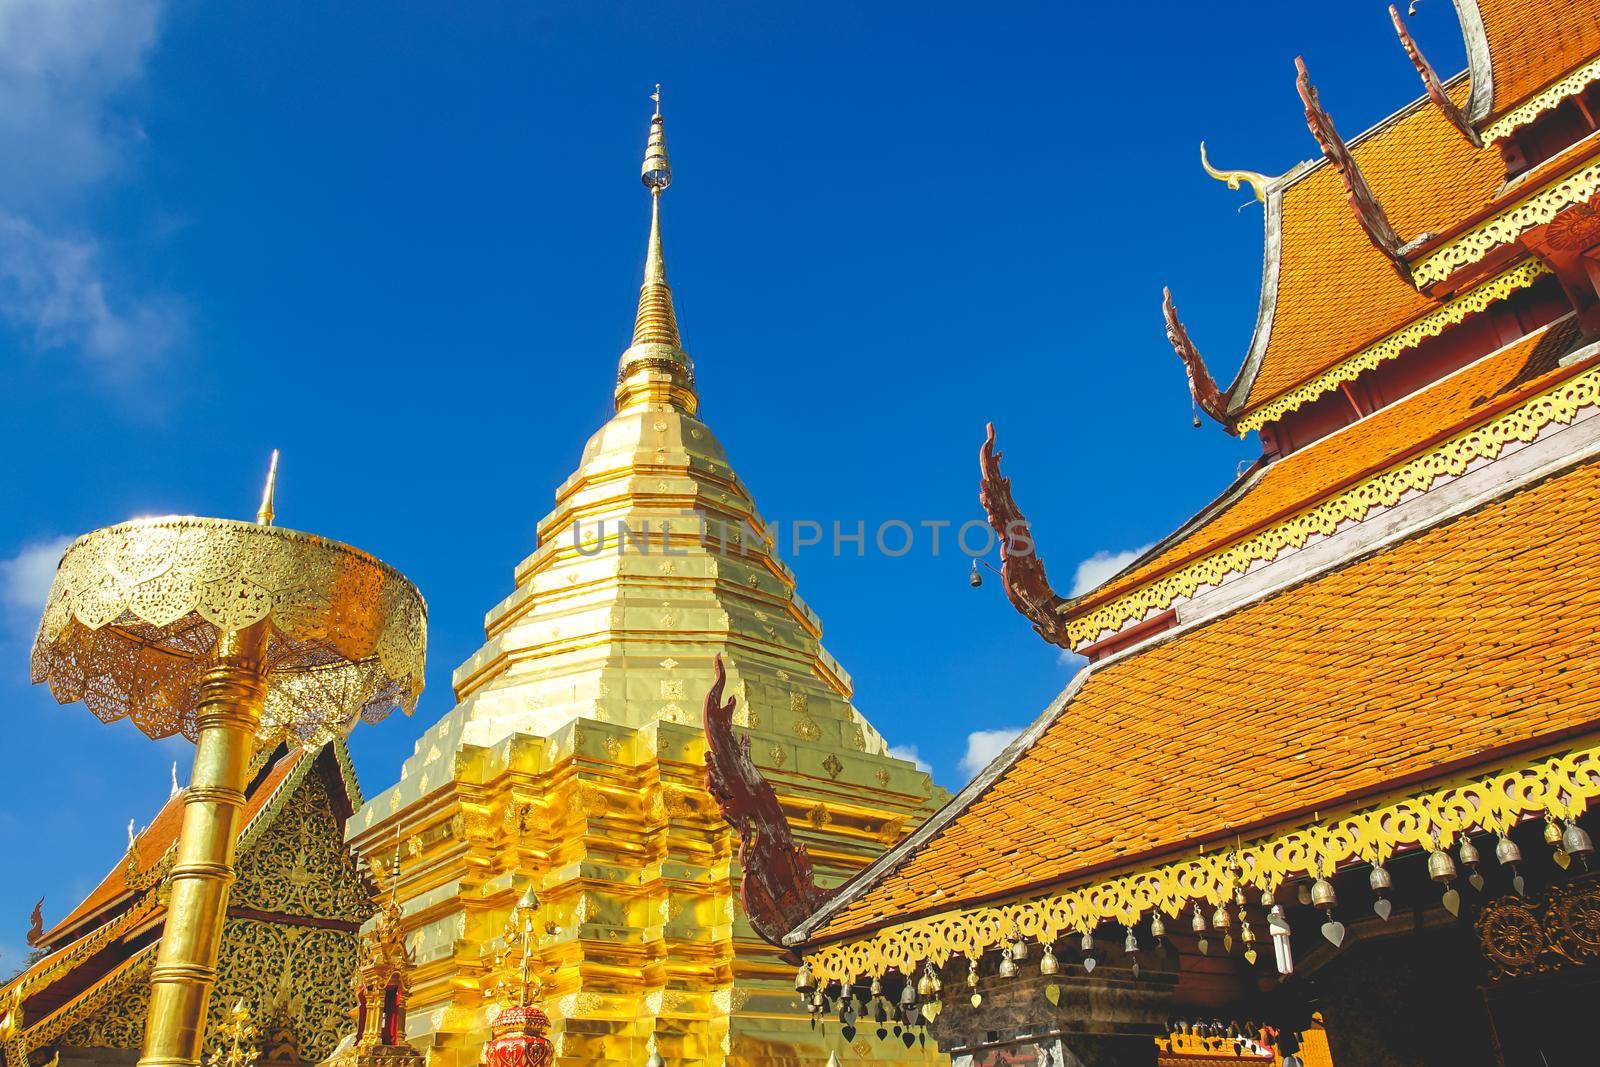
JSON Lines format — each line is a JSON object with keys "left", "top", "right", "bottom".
{"left": 483, "top": 1005, "right": 553, "bottom": 1067}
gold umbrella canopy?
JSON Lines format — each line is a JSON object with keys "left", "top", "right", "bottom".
{"left": 30, "top": 515, "right": 427, "bottom": 750}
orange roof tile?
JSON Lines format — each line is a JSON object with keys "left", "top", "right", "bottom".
{"left": 811, "top": 452, "right": 1600, "bottom": 941}
{"left": 1478, "top": 0, "right": 1600, "bottom": 117}
{"left": 1079, "top": 318, "right": 1583, "bottom": 611}
{"left": 40, "top": 749, "right": 304, "bottom": 946}
{"left": 1238, "top": 87, "right": 1507, "bottom": 413}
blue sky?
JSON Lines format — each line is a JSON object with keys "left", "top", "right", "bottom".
{"left": 0, "top": 0, "right": 1468, "bottom": 964}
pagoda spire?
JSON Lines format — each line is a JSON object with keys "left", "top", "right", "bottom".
{"left": 615, "top": 85, "right": 697, "bottom": 413}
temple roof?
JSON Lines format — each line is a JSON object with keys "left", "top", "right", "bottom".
{"left": 1075, "top": 315, "right": 1584, "bottom": 627}
{"left": 1471, "top": 0, "right": 1600, "bottom": 123}
{"left": 1219, "top": 0, "right": 1600, "bottom": 429}
{"left": 796, "top": 438, "right": 1600, "bottom": 945}
{"left": 1229, "top": 80, "right": 1505, "bottom": 417}
{"left": 12, "top": 742, "right": 360, "bottom": 996}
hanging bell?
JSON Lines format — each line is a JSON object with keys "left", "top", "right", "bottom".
{"left": 1370, "top": 864, "right": 1393, "bottom": 921}
{"left": 965, "top": 959, "right": 979, "bottom": 988}
{"left": 1459, "top": 835, "right": 1484, "bottom": 891}
{"left": 915, "top": 969, "right": 932, "bottom": 998}
{"left": 1496, "top": 833, "right": 1526, "bottom": 896}
{"left": 969, "top": 559, "right": 982, "bottom": 588}
{"left": 1009, "top": 938, "right": 1028, "bottom": 962}
{"left": 1562, "top": 819, "right": 1594, "bottom": 860}
{"left": 870, "top": 976, "right": 882, "bottom": 997}
{"left": 1545, "top": 815, "right": 1564, "bottom": 846}
{"left": 899, "top": 982, "right": 916, "bottom": 1007}
{"left": 1309, "top": 877, "right": 1336, "bottom": 909}
{"left": 1080, "top": 930, "right": 1095, "bottom": 952}
{"left": 1240, "top": 917, "right": 1258, "bottom": 965}
{"left": 997, "top": 954, "right": 1017, "bottom": 979}
{"left": 795, "top": 962, "right": 815, "bottom": 992}
{"left": 1192, "top": 904, "right": 1207, "bottom": 933}
{"left": 1040, "top": 944, "right": 1059, "bottom": 975}
{"left": 1150, "top": 913, "right": 1166, "bottom": 942}
{"left": 1211, "top": 904, "right": 1231, "bottom": 930}
{"left": 1124, "top": 927, "right": 1139, "bottom": 954}
{"left": 1429, "top": 844, "right": 1461, "bottom": 916}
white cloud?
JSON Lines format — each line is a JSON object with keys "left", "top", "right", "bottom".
{"left": 0, "top": 0, "right": 180, "bottom": 376}
{"left": 0, "top": 536, "right": 72, "bottom": 628}
{"left": 887, "top": 744, "right": 931, "bottom": 773}
{"left": 0, "top": 212, "right": 183, "bottom": 370}
{"left": 1070, "top": 543, "right": 1155, "bottom": 597}
{"left": 1058, "top": 648, "right": 1088, "bottom": 671}
{"left": 959, "top": 727, "right": 1022, "bottom": 779}
{"left": 0, "top": 0, "right": 165, "bottom": 208}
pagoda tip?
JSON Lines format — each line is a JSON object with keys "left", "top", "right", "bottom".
{"left": 256, "top": 449, "right": 279, "bottom": 526}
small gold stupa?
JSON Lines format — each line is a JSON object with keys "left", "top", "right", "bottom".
{"left": 346, "top": 89, "right": 944, "bottom": 1067}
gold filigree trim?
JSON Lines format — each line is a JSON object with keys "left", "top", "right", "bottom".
{"left": 804, "top": 739, "right": 1600, "bottom": 982}
{"left": 1067, "top": 360, "right": 1600, "bottom": 647}
{"left": 1236, "top": 259, "right": 1550, "bottom": 433}
{"left": 21, "top": 941, "right": 158, "bottom": 1053}
{"left": 1413, "top": 158, "right": 1600, "bottom": 286}
{"left": 30, "top": 516, "right": 427, "bottom": 749}
{"left": 1482, "top": 57, "right": 1600, "bottom": 144}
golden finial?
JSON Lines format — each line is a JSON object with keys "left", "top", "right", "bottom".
{"left": 642, "top": 85, "right": 671, "bottom": 192}
{"left": 632, "top": 87, "right": 680, "bottom": 347}
{"left": 1199, "top": 142, "right": 1268, "bottom": 203}
{"left": 255, "top": 449, "right": 279, "bottom": 526}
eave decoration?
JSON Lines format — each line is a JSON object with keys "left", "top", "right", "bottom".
{"left": 1162, "top": 288, "right": 1236, "bottom": 434}
{"left": 1389, "top": 5, "right": 1481, "bottom": 147}
{"left": 702, "top": 655, "right": 836, "bottom": 945}
{"left": 25, "top": 901, "right": 42, "bottom": 949}
{"left": 978, "top": 425, "right": 1072, "bottom": 648}
{"left": 1198, "top": 142, "right": 1268, "bottom": 204}
{"left": 1295, "top": 56, "right": 1412, "bottom": 281}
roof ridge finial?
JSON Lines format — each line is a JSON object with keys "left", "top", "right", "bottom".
{"left": 256, "top": 449, "right": 279, "bottom": 526}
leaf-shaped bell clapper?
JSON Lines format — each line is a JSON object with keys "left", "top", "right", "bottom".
{"left": 1458, "top": 835, "right": 1485, "bottom": 891}
{"left": 1039, "top": 943, "right": 1059, "bottom": 975}
{"left": 1267, "top": 905, "right": 1293, "bottom": 975}
{"left": 1544, "top": 814, "right": 1569, "bottom": 868}
{"left": 1191, "top": 903, "right": 1209, "bottom": 954}
{"left": 1562, "top": 819, "right": 1594, "bottom": 868}
{"left": 1495, "top": 833, "right": 1526, "bottom": 896}
{"left": 1079, "top": 930, "right": 1097, "bottom": 973}
{"left": 1428, "top": 844, "right": 1461, "bottom": 916}
{"left": 1369, "top": 864, "right": 1394, "bottom": 921}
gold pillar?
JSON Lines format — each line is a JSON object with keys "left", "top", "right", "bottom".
{"left": 139, "top": 622, "right": 268, "bottom": 1067}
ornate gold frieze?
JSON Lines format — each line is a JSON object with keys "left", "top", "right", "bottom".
{"left": 1482, "top": 57, "right": 1600, "bottom": 144}
{"left": 1236, "top": 259, "right": 1550, "bottom": 433}
{"left": 804, "top": 739, "right": 1600, "bottom": 983}
{"left": 1068, "top": 359, "right": 1600, "bottom": 647}
{"left": 1412, "top": 158, "right": 1600, "bottom": 286}
{"left": 1477, "top": 876, "right": 1600, "bottom": 978}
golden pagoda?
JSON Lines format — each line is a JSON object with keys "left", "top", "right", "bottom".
{"left": 345, "top": 91, "right": 942, "bottom": 1067}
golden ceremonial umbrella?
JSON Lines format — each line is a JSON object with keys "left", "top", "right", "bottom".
{"left": 28, "top": 453, "right": 427, "bottom": 1067}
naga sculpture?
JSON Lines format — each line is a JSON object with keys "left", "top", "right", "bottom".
{"left": 701, "top": 655, "right": 835, "bottom": 946}
{"left": 978, "top": 424, "right": 1072, "bottom": 648}
{"left": 1296, "top": 56, "right": 1412, "bottom": 281}
{"left": 26, "top": 898, "right": 42, "bottom": 948}
{"left": 1389, "top": 5, "right": 1481, "bottom": 147}
{"left": 1163, "top": 287, "right": 1235, "bottom": 434}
